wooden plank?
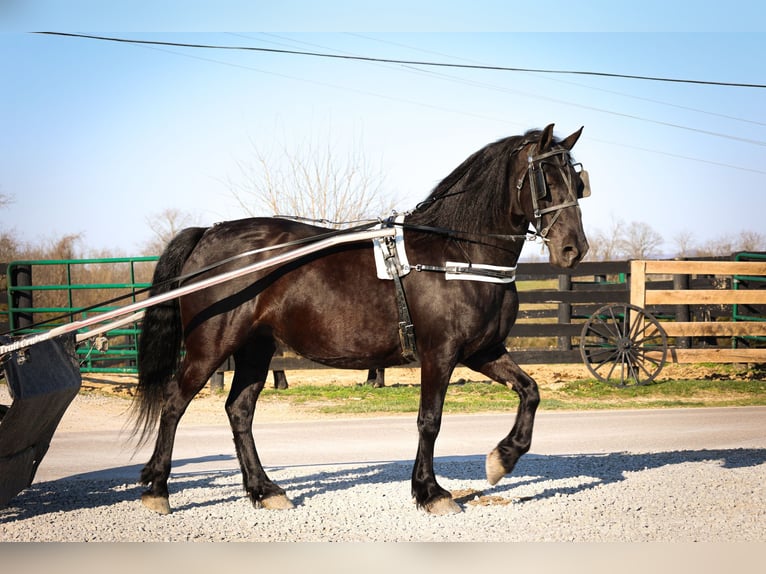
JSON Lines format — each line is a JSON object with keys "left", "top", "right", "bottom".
{"left": 645, "top": 290, "right": 766, "bottom": 305}
{"left": 571, "top": 282, "right": 627, "bottom": 292}
{"left": 630, "top": 260, "right": 646, "bottom": 308}
{"left": 270, "top": 357, "right": 336, "bottom": 371}
{"left": 509, "top": 323, "right": 582, "bottom": 337}
{"left": 642, "top": 260, "right": 766, "bottom": 276}
{"left": 517, "top": 309, "right": 558, "bottom": 319}
{"left": 516, "top": 261, "right": 629, "bottom": 280}
{"left": 509, "top": 349, "right": 583, "bottom": 364}
{"left": 661, "top": 348, "right": 766, "bottom": 364}
{"left": 662, "top": 321, "right": 766, "bottom": 337}
{"left": 518, "top": 290, "right": 629, "bottom": 304}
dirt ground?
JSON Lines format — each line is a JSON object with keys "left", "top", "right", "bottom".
{"left": 80, "top": 361, "right": 758, "bottom": 398}
{"left": 0, "top": 361, "right": 751, "bottom": 432}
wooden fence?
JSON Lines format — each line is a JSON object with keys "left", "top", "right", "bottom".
{"left": 631, "top": 258, "right": 766, "bottom": 365}
{"left": 3, "top": 255, "right": 765, "bottom": 376}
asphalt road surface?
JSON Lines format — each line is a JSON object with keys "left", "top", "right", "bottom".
{"left": 35, "top": 405, "right": 766, "bottom": 484}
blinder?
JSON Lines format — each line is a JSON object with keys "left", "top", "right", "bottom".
{"left": 574, "top": 163, "right": 591, "bottom": 198}
{"left": 530, "top": 163, "right": 547, "bottom": 200}
{"left": 518, "top": 144, "right": 592, "bottom": 239}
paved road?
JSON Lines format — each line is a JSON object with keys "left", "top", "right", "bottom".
{"left": 35, "top": 406, "right": 766, "bottom": 484}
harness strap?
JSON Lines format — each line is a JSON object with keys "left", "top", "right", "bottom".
{"left": 414, "top": 262, "right": 516, "bottom": 283}
{"left": 381, "top": 236, "right": 417, "bottom": 361}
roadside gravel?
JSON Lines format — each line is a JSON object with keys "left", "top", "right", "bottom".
{"left": 2, "top": 447, "right": 764, "bottom": 542}
{"left": 2, "top": 385, "right": 765, "bottom": 542}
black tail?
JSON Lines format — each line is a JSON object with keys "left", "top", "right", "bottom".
{"left": 132, "top": 226, "right": 207, "bottom": 444}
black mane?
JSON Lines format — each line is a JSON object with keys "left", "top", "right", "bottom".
{"left": 408, "top": 129, "right": 547, "bottom": 236}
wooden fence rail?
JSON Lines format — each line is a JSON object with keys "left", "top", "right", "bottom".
{"left": 631, "top": 259, "right": 766, "bottom": 364}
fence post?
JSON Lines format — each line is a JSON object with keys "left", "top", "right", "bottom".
{"left": 208, "top": 356, "right": 231, "bottom": 394}
{"left": 673, "top": 265, "right": 690, "bottom": 348}
{"left": 557, "top": 273, "right": 572, "bottom": 351}
{"left": 9, "top": 264, "right": 33, "bottom": 331}
{"left": 630, "top": 260, "right": 646, "bottom": 309}
{"left": 0, "top": 263, "right": 7, "bottom": 332}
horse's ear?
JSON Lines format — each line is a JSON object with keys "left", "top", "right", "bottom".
{"left": 561, "top": 126, "right": 584, "bottom": 151}
{"left": 539, "top": 123, "right": 555, "bottom": 151}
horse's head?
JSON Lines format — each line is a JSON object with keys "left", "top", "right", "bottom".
{"left": 515, "top": 124, "right": 590, "bottom": 268}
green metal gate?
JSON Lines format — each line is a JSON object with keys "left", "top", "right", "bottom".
{"left": 5, "top": 257, "right": 158, "bottom": 373}
{"left": 733, "top": 252, "right": 766, "bottom": 348}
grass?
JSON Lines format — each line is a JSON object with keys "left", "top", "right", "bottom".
{"left": 258, "top": 376, "right": 766, "bottom": 417}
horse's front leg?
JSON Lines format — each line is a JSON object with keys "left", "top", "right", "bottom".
{"left": 464, "top": 346, "right": 540, "bottom": 485}
{"left": 412, "top": 356, "right": 462, "bottom": 515}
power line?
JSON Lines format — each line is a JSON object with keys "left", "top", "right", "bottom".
{"left": 235, "top": 32, "right": 766, "bottom": 147}
{"left": 35, "top": 32, "right": 766, "bottom": 90}
{"left": 348, "top": 33, "right": 766, "bottom": 127}
{"left": 124, "top": 38, "right": 766, "bottom": 175}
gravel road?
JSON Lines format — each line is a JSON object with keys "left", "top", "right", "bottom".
{"left": 1, "top": 387, "right": 765, "bottom": 542}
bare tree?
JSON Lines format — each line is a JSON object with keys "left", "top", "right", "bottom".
{"left": 0, "top": 233, "right": 18, "bottom": 262}
{"left": 697, "top": 234, "right": 736, "bottom": 258}
{"left": 0, "top": 193, "right": 18, "bottom": 261}
{"left": 736, "top": 230, "right": 765, "bottom": 252}
{"left": 228, "top": 135, "right": 393, "bottom": 227}
{"left": 672, "top": 230, "right": 696, "bottom": 258}
{"left": 617, "top": 221, "right": 664, "bottom": 259}
{"left": 585, "top": 216, "right": 624, "bottom": 261}
{"left": 585, "top": 218, "right": 664, "bottom": 261}
{"left": 143, "top": 208, "right": 199, "bottom": 255}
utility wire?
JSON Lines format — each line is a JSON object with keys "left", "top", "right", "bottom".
{"left": 104, "top": 34, "right": 766, "bottom": 173}
{"left": 347, "top": 32, "right": 766, "bottom": 127}
{"left": 35, "top": 32, "right": 766, "bottom": 89}
{"left": 225, "top": 32, "right": 766, "bottom": 147}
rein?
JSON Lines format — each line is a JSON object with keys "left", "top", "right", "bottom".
{"left": 0, "top": 221, "right": 381, "bottom": 338}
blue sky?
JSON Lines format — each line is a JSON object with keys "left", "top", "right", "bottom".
{"left": 1, "top": 3, "right": 765, "bottom": 256}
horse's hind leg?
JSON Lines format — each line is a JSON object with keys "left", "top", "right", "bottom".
{"left": 140, "top": 354, "right": 220, "bottom": 514}
{"left": 226, "top": 335, "right": 293, "bottom": 509}
{"left": 464, "top": 346, "right": 540, "bottom": 485}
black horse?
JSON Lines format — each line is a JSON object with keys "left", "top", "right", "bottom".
{"left": 134, "top": 124, "right": 590, "bottom": 514}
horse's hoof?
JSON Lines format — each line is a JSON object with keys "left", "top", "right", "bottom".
{"left": 486, "top": 448, "right": 507, "bottom": 486}
{"left": 424, "top": 496, "right": 462, "bottom": 515}
{"left": 258, "top": 493, "right": 295, "bottom": 510}
{"left": 141, "top": 492, "right": 171, "bottom": 515}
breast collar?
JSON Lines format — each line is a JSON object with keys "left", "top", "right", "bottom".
{"left": 373, "top": 215, "right": 516, "bottom": 284}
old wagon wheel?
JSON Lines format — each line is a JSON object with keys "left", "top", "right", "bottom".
{"left": 579, "top": 303, "right": 668, "bottom": 387}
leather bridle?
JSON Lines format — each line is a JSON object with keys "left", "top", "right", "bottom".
{"left": 516, "top": 144, "right": 590, "bottom": 240}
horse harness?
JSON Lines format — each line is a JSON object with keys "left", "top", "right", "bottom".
{"left": 375, "top": 142, "right": 590, "bottom": 362}
{"left": 374, "top": 218, "right": 516, "bottom": 362}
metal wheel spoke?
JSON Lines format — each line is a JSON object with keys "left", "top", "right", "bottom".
{"left": 632, "top": 321, "right": 659, "bottom": 344}
{"left": 601, "top": 355, "right": 621, "bottom": 382}
{"left": 589, "top": 348, "right": 622, "bottom": 371}
{"left": 588, "top": 317, "right": 621, "bottom": 341}
{"left": 580, "top": 303, "right": 668, "bottom": 387}
{"left": 608, "top": 305, "right": 627, "bottom": 338}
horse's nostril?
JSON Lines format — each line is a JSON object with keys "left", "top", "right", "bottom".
{"left": 561, "top": 245, "right": 584, "bottom": 267}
